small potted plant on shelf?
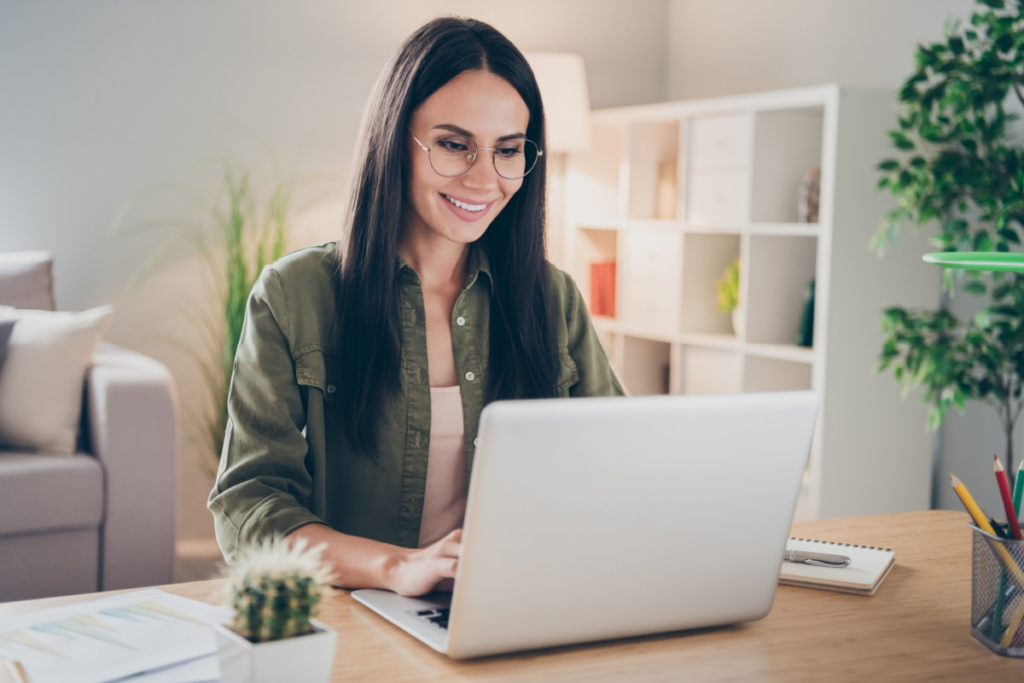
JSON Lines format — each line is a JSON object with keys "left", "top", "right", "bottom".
{"left": 715, "top": 258, "right": 742, "bottom": 337}
{"left": 213, "top": 537, "right": 337, "bottom": 683}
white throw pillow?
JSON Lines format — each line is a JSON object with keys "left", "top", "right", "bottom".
{"left": 0, "top": 305, "right": 113, "bottom": 454}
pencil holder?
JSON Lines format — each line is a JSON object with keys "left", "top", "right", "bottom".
{"left": 970, "top": 524, "right": 1024, "bottom": 657}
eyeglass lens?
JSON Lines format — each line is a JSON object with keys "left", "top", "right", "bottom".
{"left": 429, "top": 135, "right": 539, "bottom": 179}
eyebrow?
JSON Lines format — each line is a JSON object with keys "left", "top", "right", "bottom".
{"left": 432, "top": 123, "right": 526, "bottom": 142}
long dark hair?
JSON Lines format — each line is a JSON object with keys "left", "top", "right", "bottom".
{"left": 335, "top": 16, "right": 558, "bottom": 453}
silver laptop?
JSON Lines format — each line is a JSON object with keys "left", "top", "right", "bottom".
{"left": 353, "top": 391, "right": 819, "bottom": 659}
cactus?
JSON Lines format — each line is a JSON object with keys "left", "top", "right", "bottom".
{"left": 222, "top": 537, "right": 334, "bottom": 643}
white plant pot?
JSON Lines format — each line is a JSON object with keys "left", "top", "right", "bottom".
{"left": 731, "top": 306, "right": 744, "bottom": 339}
{"left": 213, "top": 619, "right": 336, "bottom": 683}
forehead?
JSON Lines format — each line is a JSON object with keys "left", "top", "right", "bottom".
{"left": 411, "top": 69, "right": 530, "bottom": 137}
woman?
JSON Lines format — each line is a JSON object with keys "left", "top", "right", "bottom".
{"left": 209, "top": 16, "right": 622, "bottom": 597}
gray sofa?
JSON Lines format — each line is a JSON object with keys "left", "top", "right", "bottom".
{"left": 0, "top": 252, "right": 176, "bottom": 602}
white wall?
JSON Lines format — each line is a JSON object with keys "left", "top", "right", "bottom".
{"left": 666, "top": 0, "right": 1008, "bottom": 516}
{"left": 0, "top": 0, "right": 669, "bottom": 543}
{"left": 666, "top": 0, "right": 976, "bottom": 100}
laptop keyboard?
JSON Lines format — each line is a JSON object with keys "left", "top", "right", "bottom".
{"left": 413, "top": 607, "right": 450, "bottom": 631}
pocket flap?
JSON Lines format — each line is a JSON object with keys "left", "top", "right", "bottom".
{"left": 295, "top": 349, "right": 337, "bottom": 403}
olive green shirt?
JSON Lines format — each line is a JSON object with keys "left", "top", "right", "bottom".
{"left": 208, "top": 243, "right": 623, "bottom": 562}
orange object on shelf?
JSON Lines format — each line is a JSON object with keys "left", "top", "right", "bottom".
{"left": 590, "top": 261, "right": 616, "bottom": 318}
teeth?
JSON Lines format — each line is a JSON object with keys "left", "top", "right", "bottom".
{"left": 445, "top": 195, "right": 486, "bottom": 212}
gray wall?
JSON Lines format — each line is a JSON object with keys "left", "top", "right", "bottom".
{"left": 0, "top": 0, "right": 669, "bottom": 542}
{"left": 666, "top": 0, "right": 976, "bottom": 100}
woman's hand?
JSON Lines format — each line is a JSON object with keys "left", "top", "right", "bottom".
{"left": 387, "top": 529, "right": 462, "bottom": 597}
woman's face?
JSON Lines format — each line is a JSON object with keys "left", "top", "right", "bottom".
{"left": 404, "top": 69, "right": 531, "bottom": 249}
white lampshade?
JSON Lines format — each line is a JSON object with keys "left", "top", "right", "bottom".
{"left": 525, "top": 53, "right": 593, "bottom": 153}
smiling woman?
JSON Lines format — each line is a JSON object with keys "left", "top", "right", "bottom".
{"left": 208, "top": 16, "right": 623, "bottom": 598}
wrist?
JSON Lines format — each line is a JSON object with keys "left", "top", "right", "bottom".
{"left": 380, "top": 545, "right": 411, "bottom": 592}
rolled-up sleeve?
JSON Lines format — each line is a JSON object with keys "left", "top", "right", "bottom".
{"left": 562, "top": 272, "right": 625, "bottom": 398}
{"left": 208, "top": 267, "right": 324, "bottom": 563}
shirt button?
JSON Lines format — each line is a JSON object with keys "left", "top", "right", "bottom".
{"left": 473, "top": 437, "right": 480, "bottom": 447}
{"left": 326, "top": 384, "right": 336, "bottom": 394}
{"left": 465, "top": 372, "right": 476, "bottom": 382}
{"left": 456, "top": 316, "right": 466, "bottom": 326}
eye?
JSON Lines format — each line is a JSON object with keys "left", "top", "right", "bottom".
{"left": 436, "top": 136, "right": 471, "bottom": 153}
{"left": 495, "top": 145, "right": 523, "bottom": 159}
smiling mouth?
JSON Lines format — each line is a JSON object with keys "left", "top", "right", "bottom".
{"left": 441, "top": 193, "right": 490, "bottom": 212}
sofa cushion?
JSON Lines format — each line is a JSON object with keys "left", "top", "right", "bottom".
{"left": 0, "top": 305, "right": 113, "bottom": 453}
{"left": 0, "top": 252, "right": 56, "bottom": 310}
{"left": 0, "top": 452, "right": 103, "bottom": 536}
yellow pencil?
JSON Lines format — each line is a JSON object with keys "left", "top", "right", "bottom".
{"left": 1, "top": 660, "right": 31, "bottom": 683}
{"left": 950, "top": 474, "right": 1024, "bottom": 647}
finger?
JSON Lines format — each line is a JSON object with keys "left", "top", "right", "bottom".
{"left": 437, "top": 538, "right": 463, "bottom": 558}
{"left": 437, "top": 557, "right": 459, "bottom": 579}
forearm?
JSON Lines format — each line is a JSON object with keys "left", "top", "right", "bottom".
{"left": 286, "top": 523, "right": 409, "bottom": 591}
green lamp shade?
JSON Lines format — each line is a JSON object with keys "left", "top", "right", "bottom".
{"left": 923, "top": 252, "right": 1024, "bottom": 272}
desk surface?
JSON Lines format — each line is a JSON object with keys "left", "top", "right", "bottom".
{"left": 3, "top": 510, "right": 1023, "bottom": 682}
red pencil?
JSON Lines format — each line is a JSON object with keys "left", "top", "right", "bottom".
{"left": 995, "top": 455, "right": 1023, "bottom": 541}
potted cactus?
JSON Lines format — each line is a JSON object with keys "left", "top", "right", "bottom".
{"left": 213, "top": 537, "right": 337, "bottom": 683}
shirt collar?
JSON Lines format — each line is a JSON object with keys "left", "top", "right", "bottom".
{"left": 395, "top": 242, "right": 495, "bottom": 297}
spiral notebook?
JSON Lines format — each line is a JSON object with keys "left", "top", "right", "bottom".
{"left": 780, "top": 537, "right": 896, "bottom": 596}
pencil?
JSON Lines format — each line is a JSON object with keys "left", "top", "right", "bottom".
{"left": 995, "top": 457, "right": 1023, "bottom": 540}
{"left": 1, "top": 660, "right": 30, "bottom": 683}
{"left": 952, "top": 474, "right": 1024, "bottom": 648}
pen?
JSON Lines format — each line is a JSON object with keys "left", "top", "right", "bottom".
{"left": 1014, "top": 460, "right": 1024, "bottom": 517}
{"left": 783, "top": 549, "right": 851, "bottom": 568}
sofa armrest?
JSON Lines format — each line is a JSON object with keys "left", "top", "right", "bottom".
{"left": 86, "top": 342, "right": 177, "bottom": 590}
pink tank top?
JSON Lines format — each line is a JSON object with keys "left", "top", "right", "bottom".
{"left": 417, "top": 385, "right": 467, "bottom": 548}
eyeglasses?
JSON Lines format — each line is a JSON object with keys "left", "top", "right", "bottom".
{"left": 409, "top": 131, "right": 543, "bottom": 180}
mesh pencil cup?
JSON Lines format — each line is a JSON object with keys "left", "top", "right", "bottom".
{"left": 970, "top": 523, "right": 1024, "bottom": 656}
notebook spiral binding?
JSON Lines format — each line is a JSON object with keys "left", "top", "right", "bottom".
{"left": 790, "top": 537, "right": 893, "bottom": 553}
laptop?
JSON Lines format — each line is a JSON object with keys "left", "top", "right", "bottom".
{"left": 353, "top": 391, "right": 819, "bottom": 659}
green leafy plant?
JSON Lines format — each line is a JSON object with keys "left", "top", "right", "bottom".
{"left": 223, "top": 537, "right": 333, "bottom": 643}
{"left": 715, "top": 258, "right": 740, "bottom": 313}
{"left": 116, "top": 162, "right": 293, "bottom": 477}
{"left": 874, "top": 0, "right": 1024, "bottom": 481}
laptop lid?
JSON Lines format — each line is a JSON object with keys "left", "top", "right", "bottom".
{"left": 445, "top": 391, "right": 819, "bottom": 659}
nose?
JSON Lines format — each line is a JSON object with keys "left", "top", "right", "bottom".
{"left": 461, "top": 150, "right": 500, "bottom": 191}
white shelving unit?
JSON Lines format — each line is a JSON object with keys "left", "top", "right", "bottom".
{"left": 562, "top": 85, "right": 939, "bottom": 520}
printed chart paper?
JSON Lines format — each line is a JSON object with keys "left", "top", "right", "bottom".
{"left": 0, "top": 589, "right": 229, "bottom": 683}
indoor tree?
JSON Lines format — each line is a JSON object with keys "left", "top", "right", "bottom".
{"left": 874, "top": 0, "right": 1024, "bottom": 482}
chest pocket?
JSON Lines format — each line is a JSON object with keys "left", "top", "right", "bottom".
{"left": 556, "top": 348, "right": 580, "bottom": 397}
{"left": 294, "top": 349, "right": 338, "bottom": 404}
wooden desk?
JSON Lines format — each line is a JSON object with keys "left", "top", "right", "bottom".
{"left": 2, "top": 511, "right": 1023, "bottom": 682}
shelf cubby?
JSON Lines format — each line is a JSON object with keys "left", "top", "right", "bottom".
{"left": 621, "top": 336, "right": 671, "bottom": 396}
{"left": 572, "top": 228, "right": 619, "bottom": 320}
{"left": 627, "top": 120, "right": 681, "bottom": 220}
{"left": 677, "top": 345, "right": 742, "bottom": 395}
{"left": 621, "top": 230, "right": 682, "bottom": 336}
{"left": 750, "top": 107, "right": 824, "bottom": 224}
{"left": 680, "top": 232, "right": 741, "bottom": 335}
{"left": 743, "top": 355, "right": 812, "bottom": 393}
{"left": 745, "top": 235, "right": 817, "bottom": 346}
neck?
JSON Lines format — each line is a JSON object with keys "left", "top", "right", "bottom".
{"left": 398, "top": 234, "right": 471, "bottom": 291}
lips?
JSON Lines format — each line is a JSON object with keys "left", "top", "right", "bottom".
{"left": 440, "top": 193, "right": 497, "bottom": 223}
